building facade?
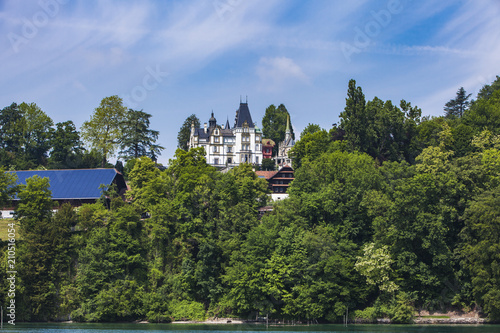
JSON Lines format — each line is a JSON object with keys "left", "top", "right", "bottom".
{"left": 256, "top": 165, "right": 295, "bottom": 201}
{"left": 189, "top": 102, "right": 263, "bottom": 167}
{"left": 262, "top": 139, "right": 275, "bottom": 160}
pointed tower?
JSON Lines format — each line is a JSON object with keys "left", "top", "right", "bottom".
{"left": 234, "top": 102, "right": 254, "bottom": 128}
{"left": 285, "top": 113, "right": 291, "bottom": 142}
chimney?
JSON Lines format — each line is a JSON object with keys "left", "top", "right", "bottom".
{"left": 204, "top": 123, "right": 207, "bottom": 133}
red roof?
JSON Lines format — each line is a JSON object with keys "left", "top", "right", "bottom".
{"left": 255, "top": 171, "right": 278, "bottom": 180}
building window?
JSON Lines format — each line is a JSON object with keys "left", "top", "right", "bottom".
{"left": 228, "top": 158, "right": 232, "bottom": 164}
{"left": 256, "top": 135, "right": 261, "bottom": 141}
{"left": 214, "top": 136, "right": 219, "bottom": 143}
{"left": 214, "top": 158, "right": 219, "bottom": 165}
{"left": 227, "top": 146, "right": 232, "bottom": 153}
{"left": 212, "top": 146, "right": 218, "bottom": 153}
{"left": 256, "top": 156, "right": 259, "bottom": 164}
{"left": 256, "top": 144, "right": 261, "bottom": 151}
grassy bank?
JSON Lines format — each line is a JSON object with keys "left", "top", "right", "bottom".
{"left": 0, "top": 218, "right": 21, "bottom": 241}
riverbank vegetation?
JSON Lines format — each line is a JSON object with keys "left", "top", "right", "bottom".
{"left": 1, "top": 76, "right": 500, "bottom": 323}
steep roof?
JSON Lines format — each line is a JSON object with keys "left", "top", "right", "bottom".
{"left": 9, "top": 169, "right": 126, "bottom": 200}
{"left": 234, "top": 102, "right": 254, "bottom": 128}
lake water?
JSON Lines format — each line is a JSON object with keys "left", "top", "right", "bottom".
{"left": 1, "top": 323, "right": 499, "bottom": 333}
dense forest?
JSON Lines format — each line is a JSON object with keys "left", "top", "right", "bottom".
{"left": 1, "top": 76, "right": 500, "bottom": 323}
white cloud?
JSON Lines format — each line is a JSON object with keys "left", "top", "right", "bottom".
{"left": 256, "top": 56, "right": 310, "bottom": 91}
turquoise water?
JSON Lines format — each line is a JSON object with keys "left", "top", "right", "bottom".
{"left": 1, "top": 323, "right": 499, "bottom": 333}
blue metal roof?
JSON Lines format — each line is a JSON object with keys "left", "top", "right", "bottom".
{"left": 9, "top": 169, "right": 121, "bottom": 200}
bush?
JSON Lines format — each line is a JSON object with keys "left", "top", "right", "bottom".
{"left": 354, "top": 307, "right": 377, "bottom": 323}
{"left": 170, "top": 300, "right": 206, "bottom": 321}
{"left": 390, "top": 293, "right": 415, "bottom": 324}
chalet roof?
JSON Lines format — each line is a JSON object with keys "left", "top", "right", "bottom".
{"left": 255, "top": 170, "right": 278, "bottom": 180}
{"left": 9, "top": 168, "right": 126, "bottom": 200}
{"left": 234, "top": 102, "right": 254, "bottom": 128}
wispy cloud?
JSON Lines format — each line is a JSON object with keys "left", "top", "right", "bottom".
{"left": 0, "top": 0, "right": 499, "bottom": 162}
{"left": 256, "top": 56, "right": 310, "bottom": 91}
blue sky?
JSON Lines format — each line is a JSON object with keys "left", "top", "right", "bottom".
{"left": 1, "top": 0, "right": 499, "bottom": 164}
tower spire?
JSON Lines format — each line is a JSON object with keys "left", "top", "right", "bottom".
{"left": 285, "top": 113, "right": 291, "bottom": 141}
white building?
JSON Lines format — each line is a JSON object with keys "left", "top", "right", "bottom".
{"left": 189, "top": 102, "right": 263, "bottom": 167}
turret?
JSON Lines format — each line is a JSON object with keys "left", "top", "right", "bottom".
{"left": 209, "top": 111, "right": 217, "bottom": 129}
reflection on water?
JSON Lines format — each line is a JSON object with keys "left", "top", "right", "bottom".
{"left": 3, "top": 323, "right": 500, "bottom": 333}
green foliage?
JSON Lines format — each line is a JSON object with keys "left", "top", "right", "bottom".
{"left": 15, "top": 175, "right": 54, "bottom": 233}
{"left": 81, "top": 95, "right": 127, "bottom": 167}
{"left": 339, "top": 80, "right": 421, "bottom": 163}
{"left": 0, "top": 102, "right": 54, "bottom": 168}
{"left": 48, "top": 121, "right": 85, "bottom": 169}
{"left": 119, "top": 109, "right": 164, "bottom": 161}
{"left": 290, "top": 130, "right": 331, "bottom": 169}
{"left": 262, "top": 104, "right": 295, "bottom": 157}
{"left": 390, "top": 293, "right": 415, "bottom": 324}
{"left": 4, "top": 76, "right": 500, "bottom": 323}
{"left": 444, "top": 87, "right": 471, "bottom": 119}
{"left": 460, "top": 186, "right": 500, "bottom": 321}
{"left": 300, "top": 123, "right": 322, "bottom": 138}
{"left": 170, "top": 299, "right": 206, "bottom": 321}
{"left": 0, "top": 169, "right": 17, "bottom": 208}
{"left": 261, "top": 158, "right": 275, "bottom": 171}
{"left": 177, "top": 114, "right": 200, "bottom": 151}
{"left": 355, "top": 243, "right": 398, "bottom": 293}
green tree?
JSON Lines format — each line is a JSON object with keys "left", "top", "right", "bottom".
{"left": 177, "top": 114, "right": 200, "bottom": 151}
{"left": 464, "top": 86, "right": 500, "bottom": 134}
{"left": 444, "top": 87, "right": 471, "bottom": 119}
{"left": 15, "top": 176, "right": 60, "bottom": 321}
{"left": 460, "top": 186, "right": 500, "bottom": 320}
{"left": 475, "top": 75, "right": 500, "bottom": 102}
{"left": 0, "top": 103, "right": 24, "bottom": 156}
{"left": 300, "top": 123, "right": 322, "bottom": 138}
{"left": 0, "top": 169, "right": 18, "bottom": 210}
{"left": 0, "top": 102, "right": 53, "bottom": 168}
{"left": 262, "top": 104, "right": 295, "bottom": 157}
{"left": 19, "top": 102, "right": 54, "bottom": 167}
{"left": 289, "top": 130, "right": 331, "bottom": 169}
{"left": 48, "top": 121, "right": 85, "bottom": 169}
{"left": 119, "top": 109, "right": 164, "bottom": 161}
{"left": 81, "top": 96, "right": 127, "bottom": 167}
{"left": 339, "top": 79, "right": 368, "bottom": 152}
{"left": 15, "top": 175, "right": 54, "bottom": 232}
{"left": 261, "top": 158, "right": 275, "bottom": 171}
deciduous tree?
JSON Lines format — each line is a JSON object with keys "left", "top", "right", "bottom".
{"left": 81, "top": 96, "right": 127, "bottom": 167}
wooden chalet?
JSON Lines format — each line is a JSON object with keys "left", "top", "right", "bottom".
{"left": 256, "top": 165, "right": 295, "bottom": 201}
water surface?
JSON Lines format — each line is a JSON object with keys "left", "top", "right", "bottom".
{"left": 3, "top": 323, "right": 499, "bottom": 333}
